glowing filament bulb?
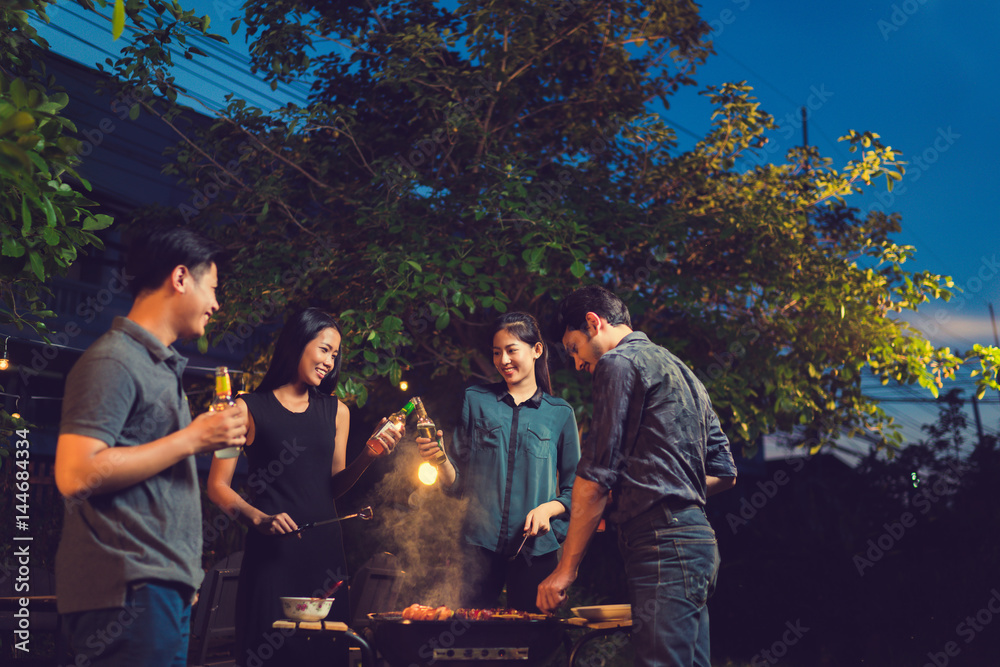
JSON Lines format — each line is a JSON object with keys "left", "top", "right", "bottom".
{"left": 418, "top": 462, "right": 438, "bottom": 485}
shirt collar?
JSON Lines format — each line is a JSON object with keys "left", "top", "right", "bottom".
{"left": 618, "top": 331, "right": 649, "bottom": 346}
{"left": 112, "top": 316, "right": 188, "bottom": 373}
{"left": 497, "top": 384, "right": 543, "bottom": 409}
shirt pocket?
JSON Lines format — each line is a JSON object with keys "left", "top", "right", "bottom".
{"left": 474, "top": 419, "right": 503, "bottom": 451}
{"left": 525, "top": 423, "right": 552, "bottom": 459}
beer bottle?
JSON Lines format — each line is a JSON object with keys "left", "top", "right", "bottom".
{"left": 211, "top": 367, "right": 240, "bottom": 459}
{"left": 368, "top": 398, "right": 416, "bottom": 455}
{"left": 413, "top": 397, "right": 447, "bottom": 466}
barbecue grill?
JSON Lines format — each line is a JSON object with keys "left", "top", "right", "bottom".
{"left": 366, "top": 612, "right": 567, "bottom": 666}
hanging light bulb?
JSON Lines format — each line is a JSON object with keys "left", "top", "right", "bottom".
{"left": 0, "top": 336, "right": 9, "bottom": 371}
{"left": 399, "top": 380, "right": 409, "bottom": 392}
{"left": 236, "top": 370, "right": 249, "bottom": 395}
{"left": 417, "top": 461, "right": 438, "bottom": 485}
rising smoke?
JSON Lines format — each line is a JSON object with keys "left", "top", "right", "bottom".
{"left": 367, "top": 436, "right": 481, "bottom": 608}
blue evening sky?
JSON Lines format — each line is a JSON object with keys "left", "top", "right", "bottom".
{"left": 675, "top": 0, "right": 1000, "bottom": 356}
{"left": 32, "top": 0, "right": 1000, "bottom": 445}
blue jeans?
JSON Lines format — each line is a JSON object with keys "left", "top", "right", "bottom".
{"left": 63, "top": 581, "right": 192, "bottom": 667}
{"left": 618, "top": 504, "right": 719, "bottom": 667}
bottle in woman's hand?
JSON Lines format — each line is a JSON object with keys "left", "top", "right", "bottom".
{"left": 414, "top": 397, "right": 447, "bottom": 466}
{"left": 368, "top": 399, "right": 415, "bottom": 454}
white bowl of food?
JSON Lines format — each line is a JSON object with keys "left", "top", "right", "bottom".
{"left": 280, "top": 596, "right": 334, "bottom": 622}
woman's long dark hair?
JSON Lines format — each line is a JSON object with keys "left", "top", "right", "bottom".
{"left": 256, "top": 308, "right": 343, "bottom": 395}
{"left": 490, "top": 312, "right": 552, "bottom": 395}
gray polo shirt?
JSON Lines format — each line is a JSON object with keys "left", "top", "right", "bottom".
{"left": 56, "top": 317, "right": 204, "bottom": 614}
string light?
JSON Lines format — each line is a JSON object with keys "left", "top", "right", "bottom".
{"left": 0, "top": 336, "right": 9, "bottom": 371}
{"left": 399, "top": 381, "right": 409, "bottom": 392}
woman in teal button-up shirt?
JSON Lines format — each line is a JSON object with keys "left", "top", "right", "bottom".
{"left": 418, "top": 312, "right": 581, "bottom": 612}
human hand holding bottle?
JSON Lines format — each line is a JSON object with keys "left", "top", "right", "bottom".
{"left": 415, "top": 429, "right": 448, "bottom": 465}
{"left": 367, "top": 418, "right": 404, "bottom": 456}
{"left": 190, "top": 406, "right": 247, "bottom": 455}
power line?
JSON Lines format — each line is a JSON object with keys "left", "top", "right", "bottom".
{"left": 33, "top": 5, "right": 309, "bottom": 111}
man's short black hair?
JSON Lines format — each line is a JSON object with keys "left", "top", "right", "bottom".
{"left": 555, "top": 285, "right": 632, "bottom": 335}
{"left": 125, "top": 227, "right": 224, "bottom": 298}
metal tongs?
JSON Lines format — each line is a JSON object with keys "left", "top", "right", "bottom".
{"left": 509, "top": 532, "right": 530, "bottom": 561}
{"left": 283, "top": 506, "right": 374, "bottom": 537}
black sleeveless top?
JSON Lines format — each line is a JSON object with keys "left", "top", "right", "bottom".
{"left": 234, "top": 390, "right": 349, "bottom": 665}
{"left": 242, "top": 390, "right": 341, "bottom": 523}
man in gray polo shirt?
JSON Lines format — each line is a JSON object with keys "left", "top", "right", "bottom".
{"left": 55, "top": 227, "right": 247, "bottom": 666}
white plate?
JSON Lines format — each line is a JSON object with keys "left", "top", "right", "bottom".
{"left": 571, "top": 605, "right": 632, "bottom": 621}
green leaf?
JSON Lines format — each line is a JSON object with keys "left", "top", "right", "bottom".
{"left": 20, "top": 196, "right": 31, "bottom": 231}
{"left": 363, "top": 350, "right": 378, "bottom": 363}
{"left": 435, "top": 311, "right": 450, "bottom": 331}
{"left": 40, "top": 196, "right": 57, "bottom": 226}
{"left": 43, "top": 92, "right": 69, "bottom": 112}
{"left": 197, "top": 335, "right": 209, "bottom": 354}
{"left": 111, "top": 0, "right": 126, "bottom": 40}
{"left": 231, "top": 19, "right": 241, "bottom": 35}
{"left": 570, "top": 260, "right": 586, "bottom": 278}
{"left": 2, "top": 237, "right": 25, "bottom": 258}
{"left": 0, "top": 141, "right": 31, "bottom": 169}
{"left": 9, "top": 78, "right": 28, "bottom": 108}
{"left": 129, "top": 103, "right": 140, "bottom": 121}
{"left": 406, "top": 260, "right": 422, "bottom": 272}
{"left": 28, "top": 251, "right": 45, "bottom": 281}
{"left": 83, "top": 214, "right": 114, "bottom": 230}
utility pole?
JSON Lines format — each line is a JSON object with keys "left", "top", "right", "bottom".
{"left": 971, "top": 392, "right": 984, "bottom": 445}
{"left": 991, "top": 303, "right": 1000, "bottom": 404}
{"left": 801, "top": 106, "right": 809, "bottom": 171}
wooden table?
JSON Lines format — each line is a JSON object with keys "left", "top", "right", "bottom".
{"left": 562, "top": 616, "right": 633, "bottom": 666}
{"left": 271, "top": 619, "right": 375, "bottom": 666}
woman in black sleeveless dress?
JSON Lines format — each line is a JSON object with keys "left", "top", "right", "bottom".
{"left": 207, "top": 309, "right": 401, "bottom": 666}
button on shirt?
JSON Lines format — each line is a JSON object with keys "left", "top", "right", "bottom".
{"left": 577, "top": 332, "right": 737, "bottom": 525}
{"left": 56, "top": 317, "right": 203, "bottom": 614}
{"left": 451, "top": 383, "right": 581, "bottom": 557}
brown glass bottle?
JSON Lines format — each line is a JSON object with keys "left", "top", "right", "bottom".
{"left": 413, "top": 396, "right": 447, "bottom": 466}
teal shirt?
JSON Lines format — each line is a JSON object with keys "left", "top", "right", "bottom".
{"left": 451, "top": 383, "right": 581, "bottom": 557}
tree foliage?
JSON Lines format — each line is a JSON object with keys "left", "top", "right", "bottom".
{"left": 71, "top": 0, "right": 1000, "bottom": 450}
{"left": 0, "top": 1, "right": 113, "bottom": 337}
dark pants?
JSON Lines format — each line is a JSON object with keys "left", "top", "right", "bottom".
{"left": 62, "top": 581, "right": 192, "bottom": 667}
{"left": 464, "top": 545, "right": 559, "bottom": 612}
{"left": 618, "top": 504, "right": 719, "bottom": 667}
